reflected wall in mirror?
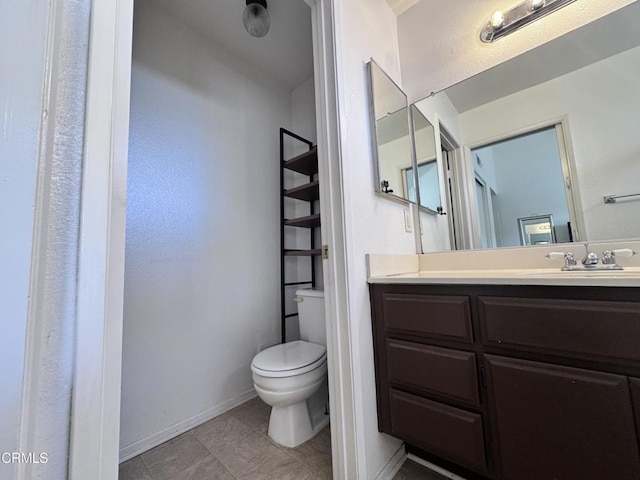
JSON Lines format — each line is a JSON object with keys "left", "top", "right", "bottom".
{"left": 416, "top": 2, "right": 640, "bottom": 252}
{"left": 406, "top": 105, "right": 442, "bottom": 213}
{"left": 366, "top": 60, "right": 415, "bottom": 203}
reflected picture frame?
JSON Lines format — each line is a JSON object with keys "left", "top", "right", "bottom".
{"left": 517, "top": 214, "right": 556, "bottom": 246}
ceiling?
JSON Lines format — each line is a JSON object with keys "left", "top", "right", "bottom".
{"left": 145, "top": 0, "right": 314, "bottom": 90}
{"left": 385, "top": 0, "right": 421, "bottom": 16}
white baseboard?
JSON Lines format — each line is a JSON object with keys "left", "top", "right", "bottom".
{"left": 374, "top": 443, "right": 407, "bottom": 480}
{"left": 119, "top": 388, "right": 257, "bottom": 463}
{"left": 407, "top": 453, "right": 468, "bottom": 480}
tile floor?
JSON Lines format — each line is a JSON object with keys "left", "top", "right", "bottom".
{"left": 393, "top": 461, "right": 450, "bottom": 480}
{"left": 119, "top": 396, "right": 447, "bottom": 480}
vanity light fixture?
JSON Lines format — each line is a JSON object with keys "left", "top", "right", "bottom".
{"left": 243, "top": 0, "right": 270, "bottom": 38}
{"left": 481, "top": 0, "right": 576, "bottom": 43}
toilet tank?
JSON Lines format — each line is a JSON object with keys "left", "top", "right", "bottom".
{"left": 295, "top": 289, "right": 326, "bottom": 346}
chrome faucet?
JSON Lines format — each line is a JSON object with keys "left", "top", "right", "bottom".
{"left": 581, "top": 243, "right": 599, "bottom": 266}
{"left": 547, "top": 245, "right": 636, "bottom": 271}
{"left": 602, "top": 250, "right": 615, "bottom": 265}
{"left": 546, "top": 251, "right": 576, "bottom": 270}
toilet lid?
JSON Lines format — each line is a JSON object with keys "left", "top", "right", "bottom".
{"left": 251, "top": 340, "right": 326, "bottom": 377}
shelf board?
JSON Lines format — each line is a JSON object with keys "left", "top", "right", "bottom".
{"left": 284, "top": 249, "right": 322, "bottom": 257}
{"left": 283, "top": 147, "right": 318, "bottom": 176}
{"left": 285, "top": 213, "right": 321, "bottom": 229}
{"left": 284, "top": 181, "right": 320, "bottom": 202}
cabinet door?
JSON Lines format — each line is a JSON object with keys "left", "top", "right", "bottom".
{"left": 486, "top": 355, "right": 640, "bottom": 480}
{"left": 631, "top": 378, "right": 640, "bottom": 443}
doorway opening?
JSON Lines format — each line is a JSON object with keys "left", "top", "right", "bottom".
{"left": 468, "top": 124, "right": 578, "bottom": 248}
{"left": 118, "top": 1, "right": 332, "bottom": 478}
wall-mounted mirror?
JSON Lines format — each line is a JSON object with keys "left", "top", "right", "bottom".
{"left": 366, "top": 60, "right": 415, "bottom": 204}
{"left": 415, "top": 2, "right": 640, "bottom": 252}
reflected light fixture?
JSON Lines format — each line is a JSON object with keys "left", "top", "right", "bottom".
{"left": 481, "top": 0, "right": 576, "bottom": 43}
{"left": 243, "top": 0, "right": 270, "bottom": 38}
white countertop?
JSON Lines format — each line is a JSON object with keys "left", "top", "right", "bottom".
{"left": 366, "top": 246, "right": 640, "bottom": 287}
{"left": 368, "top": 268, "right": 640, "bottom": 287}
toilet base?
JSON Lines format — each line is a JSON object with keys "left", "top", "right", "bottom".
{"left": 267, "top": 403, "right": 323, "bottom": 448}
{"left": 267, "top": 384, "right": 330, "bottom": 448}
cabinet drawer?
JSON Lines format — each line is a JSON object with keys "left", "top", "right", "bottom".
{"left": 480, "top": 296, "right": 640, "bottom": 362}
{"left": 390, "top": 389, "right": 486, "bottom": 473}
{"left": 382, "top": 293, "right": 472, "bottom": 343}
{"left": 387, "top": 339, "right": 479, "bottom": 406}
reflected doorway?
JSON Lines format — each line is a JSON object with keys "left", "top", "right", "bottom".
{"left": 470, "top": 125, "right": 577, "bottom": 248}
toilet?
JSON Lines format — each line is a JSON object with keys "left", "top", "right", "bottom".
{"left": 251, "top": 289, "right": 329, "bottom": 448}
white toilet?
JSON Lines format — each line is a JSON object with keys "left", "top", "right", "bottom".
{"left": 251, "top": 289, "right": 329, "bottom": 448}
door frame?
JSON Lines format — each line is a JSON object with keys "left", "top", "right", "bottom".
{"left": 438, "top": 123, "right": 462, "bottom": 251}
{"left": 464, "top": 116, "right": 585, "bottom": 245}
{"left": 67, "top": 0, "right": 357, "bottom": 479}
{"left": 472, "top": 173, "right": 497, "bottom": 248}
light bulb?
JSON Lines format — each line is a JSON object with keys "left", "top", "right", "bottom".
{"left": 531, "top": 0, "right": 545, "bottom": 9}
{"left": 490, "top": 11, "right": 505, "bottom": 30}
{"left": 243, "top": 0, "right": 270, "bottom": 38}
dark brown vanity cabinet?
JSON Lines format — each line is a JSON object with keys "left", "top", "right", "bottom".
{"left": 486, "top": 355, "right": 640, "bottom": 480}
{"left": 369, "top": 284, "right": 640, "bottom": 480}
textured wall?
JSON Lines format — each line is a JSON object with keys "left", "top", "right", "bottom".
{"left": 1, "top": 1, "right": 90, "bottom": 479}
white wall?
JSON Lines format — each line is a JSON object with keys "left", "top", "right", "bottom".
{"left": 332, "top": 0, "right": 413, "bottom": 477}
{"left": 120, "top": 0, "right": 294, "bottom": 455}
{"left": 0, "top": 1, "right": 49, "bottom": 476}
{"left": 472, "top": 146, "right": 497, "bottom": 193}
{"left": 459, "top": 46, "right": 640, "bottom": 243}
{"left": 292, "top": 77, "right": 317, "bottom": 144}
{"left": 398, "top": 0, "right": 636, "bottom": 102}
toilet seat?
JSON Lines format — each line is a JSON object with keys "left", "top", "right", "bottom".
{"left": 251, "top": 340, "right": 326, "bottom": 378}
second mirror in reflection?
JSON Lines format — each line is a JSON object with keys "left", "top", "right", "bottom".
{"left": 407, "top": 105, "right": 441, "bottom": 213}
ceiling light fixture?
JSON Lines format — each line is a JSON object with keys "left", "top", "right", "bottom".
{"left": 480, "top": 0, "right": 576, "bottom": 43}
{"left": 243, "top": 0, "right": 270, "bottom": 38}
